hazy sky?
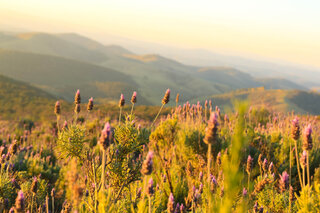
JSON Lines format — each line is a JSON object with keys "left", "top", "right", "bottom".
{"left": 1, "top": 0, "right": 320, "bottom": 68}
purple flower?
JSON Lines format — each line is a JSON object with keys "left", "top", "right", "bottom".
{"left": 242, "top": 187, "right": 247, "bottom": 197}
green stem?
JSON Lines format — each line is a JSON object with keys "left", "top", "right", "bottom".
{"left": 207, "top": 144, "right": 212, "bottom": 211}
{"left": 119, "top": 107, "right": 122, "bottom": 124}
{"left": 148, "top": 196, "right": 152, "bottom": 213}
{"left": 31, "top": 194, "right": 34, "bottom": 213}
{"left": 56, "top": 115, "right": 60, "bottom": 133}
{"left": 101, "top": 149, "right": 106, "bottom": 191}
{"left": 302, "top": 166, "right": 305, "bottom": 188}
{"left": 307, "top": 151, "right": 310, "bottom": 186}
{"left": 248, "top": 173, "right": 250, "bottom": 192}
{"left": 151, "top": 104, "right": 164, "bottom": 127}
{"left": 52, "top": 196, "right": 54, "bottom": 213}
{"left": 294, "top": 140, "right": 303, "bottom": 189}
{"left": 130, "top": 103, "right": 135, "bottom": 117}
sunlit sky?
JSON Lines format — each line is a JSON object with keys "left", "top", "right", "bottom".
{"left": 1, "top": 0, "right": 320, "bottom": 68}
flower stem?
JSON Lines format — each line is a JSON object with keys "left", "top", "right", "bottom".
{"left": 307, "top": 151, "right": 310, "bottom": 186}
{"left": 294, "top": 140, "right": 303, "bottom": 188}
{"left": 151, "top": 104, "right": 164, "bottom": 127}
{"left": 119, "top": 107, "right": 122, "bottom": 124}
{"left": 101, "top": 149, "right": 106, "bottom": 191}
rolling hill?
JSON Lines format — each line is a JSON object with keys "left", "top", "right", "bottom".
{"left": 0, "top": 49, "right": 147, "bottom": 104}
{"left": 0, "top": 31, "right": 310, "bottom": 105}
{"left": 197, "top": 87, "right": 320, "bottom": 115}
{"left": 0, "top": 74, "right": 57, "bottom": 120}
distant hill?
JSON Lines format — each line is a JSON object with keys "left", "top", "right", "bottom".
{"left": 0, "top": 49, "right": 148, "bottom": 104}
{"left": 196, "top": 87, "right": 320, "bottom": 115}
{"left": 0, "top": 74, "right": 56, "bottom": 120}
{"left": 0, "top": 31, "right": 308, "bottom": 105}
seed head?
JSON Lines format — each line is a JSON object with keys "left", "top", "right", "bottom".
{"left": 279, "top": 171, "right": 289, "bottom": 192}
{"left": 175, "top": 93, "right": 180, "bottom": 104}
{"left": 246, "top": 155, "right": 253, "bottom": 174}
{"left": 162, "top": 89, "right": 170, "bottom": 105}
{"left": 54, "top": 101, "right": 61, "bottom": 115}
{"left": 203, "top": 112, "right": 219, "bottom": 145}
{"left": 147, "top": 178, "right": 154, "bottom": 196}
{"left": 87, "top": 97, "right": 93, "bottom": 111}
{"left": 268, "top": 162, "right": 274, "bottom": 174}
{"left": 262, "top": 158, "right": 268, "bottom": 173}
{"left": 74, "top": 89, "right": 81, "bottom": 104}
{"left": 15, "top": 190, "right": 25, "bottom": 212}
{"left": 31, "top": 176, "right": 38, "bottom": 194}
{"left": 119, "top": 94, "right": 125, "bottom": 107}
{"left": 300, "top": 150, "right": 307, "bottom": 168}
{"left": 131, "top": 91, "right": 137, "bottom": 104}
{"left": 141, "top": 151, "right": 154, "bottom": 175}
{"left": 167, "top": 193, "right": 175, "bottom": 213}
{"left": 98, "top": 122, "right": 111, "bottom": 150}
{"left": 303, "top": 124, "right": 312, "bottom": 150}
{"left": 291, "top": 117, "right": 300, "bottom": 140}
{"left": 242, "top": 187, "right": 248, "bottom": 197}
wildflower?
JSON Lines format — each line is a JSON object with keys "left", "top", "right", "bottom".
{"left": 199, "top": 171, "right": 203, "bottom": 182}
{"left": 303, "top": 124, "right": 312, "bottom": 150}
{"left": 162, "top": 89, "right": 171, "bottom": 105}
{"left": 54, "top": 101, "right": 61, "bottom": 115}
{"left": 147, "top": 178, "right": 154, "bottom": 196}
{"left": 268, "top": 162, "right": 274, "bottom": 174}
{"left": 279, "top": 171, "right": 289, "bottom": 192}
{"left": 180, "top": 204, "right": 185, "bottom": 212}
{"left": 8, "top": 141, "right": 18, "bottom": 155}
{"left": 119, "top": 94, "right": 125, "bottom": 107}
{"left": 220, "top": 186, "right": 224, "bottom": 198}
{"left": 291, "top": 117, "right": 300, "bottom": 140}
{"left": 216, "top": 152, "right": 221, "bottom": 166}
{"left": 210, "top": 176, "right": 217, "bottom": 193}
{"left": 242, "top": 187, "right": 248, "bottom": 197}
{"left": 224, "top": 114, "right": 229, "bottom": 122}
{"left": 246, "top": 155, "right": 253, "bottom": 174}
{"left": 98, "top": 122, "right": 111, "bottom": 150}
{"left": 167, "top": 193, "right": 175, "bottom": 213}
{"left": 199, "top": 183, "right": 203, "bottom": 194}
{"left": 300, "top": 150, "right": 307, "bottom": 168}
{"left": 262, "top": 158, "right": 268, "bottom": 173}
{"left": 175, "top": 203, "right": 180, "bottom": 213}
{"left": 31, "top": 176, "right": 38, "bottom": 194}
{"left": 259, "top": 206, "right": 264, "bottom": 213}
{"left": 205, "top": 100, "right": 208, "bottom": 108}
{"left": 141, "top": 151, "right": 154, "bottom": 175}
{"left": 9, "top": 208, "right": 14, "bottom": 213}
{"left": 131, "top": 91, "right": 137, "bottom": 104}
{"left": 74, "top": 89, "right": 81, "bottom": 104}
{"left": 176, "top": 93, "right": 179, "bottom": 104}
{"left": 87, "top": 97, "right": 93, "bottom": 111}
{"left": 203, "top": 112, "right": 219, "bottom": 145}
{"left": 15, "top": 190, "right": 25, "bottom": 212}
{"left": 253, "top": 202, "right": 258, "bottom": 213}
{"left": 51, "top": 188, "right": 55, "bottom": 197}
{"left": 62, "top": 121, "right": 68, "bottom": 130}
{"left": 254, "top": 178, "right": 268, "bottom": 194}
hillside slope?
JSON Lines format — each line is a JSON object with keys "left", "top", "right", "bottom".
{"left": 197, "top": 87, "right": 320, "bottom": 115}
{"left": 0, "top": 74, "right": 57, "bottom": 120}
{"left": 0, "top": 49, "right": 147, "bottom": 103}
{"left": 0, "top": 32, "right": 308, "bottom": 105}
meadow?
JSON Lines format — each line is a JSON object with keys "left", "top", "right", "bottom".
{"left": 0, "top": 89, "right": 319, "bottom": 213}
